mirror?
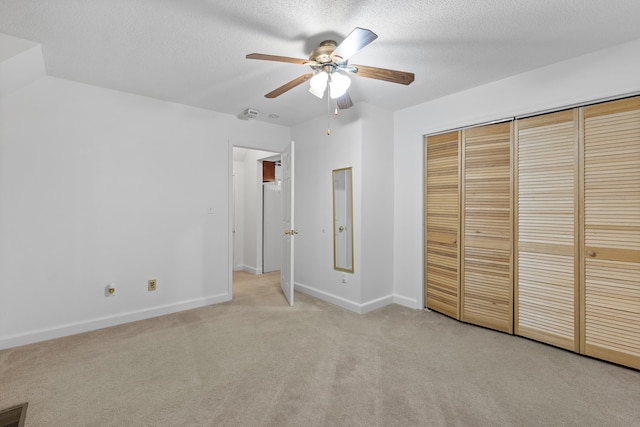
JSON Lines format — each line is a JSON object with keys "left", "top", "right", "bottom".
{"left": 333, "top": 167, "right": 354, "bottom": 272}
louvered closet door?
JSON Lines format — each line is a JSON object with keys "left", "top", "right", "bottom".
{"left": 461, "top": 122, "right": 513, "bottom": 333}
{"left": 582, "top": 97, "right": 640, "bottom": 369}
{"left": 425, "top": 132, "right": 460, "bottom": 318}
{"left": 515, "top": 110, "right": 579, "bottom": 351}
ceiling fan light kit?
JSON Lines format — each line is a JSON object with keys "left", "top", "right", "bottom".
{"left": 308, "top": 70, "right": 351, "bottom": 99}
{"left": 309, "top": 71, "right": 328, "bottom": 98}
{"left": 328, "top": 72, "right": 351, "bottom": 99}
{"left": 247, "top": 27, "right": 414, "bottom": 133}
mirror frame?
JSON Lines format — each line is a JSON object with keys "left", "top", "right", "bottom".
{"left": 332, "top": 167, "right": 354, "bottom": 273}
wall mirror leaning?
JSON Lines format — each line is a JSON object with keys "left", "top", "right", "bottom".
{"left": 333, "top": 167, "right": 354, "bottom": 273}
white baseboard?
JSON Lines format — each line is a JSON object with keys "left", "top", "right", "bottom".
{"left": 294, "top": 282, "right": 394, "bottom": 314}
{"left": 0, "top": 293, "right": 231, "bottom": 350}
{"left": 361, "top": 295, "right": 396, "bottom": 314}
{"left": 295, "top": 283, "right": 362, "bottom": 312}
{"left": 1, "top": 289, "right": 422, "bottom": 350}
{"left": 242, "top": 265, "right": 262, "bottom": 275}
{"left": 393, "top": 294, "right": 420, "bottom": 309}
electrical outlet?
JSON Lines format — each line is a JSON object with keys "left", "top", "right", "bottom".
{"left": 148, "top": 279, "right": 157, "bottom": 291}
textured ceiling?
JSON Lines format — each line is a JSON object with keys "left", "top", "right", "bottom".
{"left": 1, "top": 0, "right": 640, "bottom": 126}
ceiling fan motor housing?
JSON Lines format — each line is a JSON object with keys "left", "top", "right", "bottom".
{"left": 310, "top": 40, "right": 342, "bottom": 65}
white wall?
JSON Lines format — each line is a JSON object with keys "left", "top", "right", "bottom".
{"left": 360, "top": 103, "right": 394, "bottom": 305}
{"left": 293, "top": 110, "right": 363, "bottom": 309}
{"left": 392, "top": 38, "right": 640, "bottom": 309}
{"left": 0, "top": 33, "right": 45, "bottom": 98}
{"left": 292, "top": 103, "right": 395, "bottom": 313}
{"left": 0, "top": 75, "right": 290, "bottom": 349}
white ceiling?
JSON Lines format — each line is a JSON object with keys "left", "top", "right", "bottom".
{"left": 1, "top": 0, "right": 639, "bottom": 126}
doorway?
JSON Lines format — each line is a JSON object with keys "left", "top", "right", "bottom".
{"left": 231, "top": 147, "right": 284, "bottom": 298}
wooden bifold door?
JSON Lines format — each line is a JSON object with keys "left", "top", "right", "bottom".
{"left": 460, "top": 122, "right": 513, "bottom": 334}
{"left": 581, "top": 98, "right": 640, "bottom": 369}
{"left": 424, "top": 131, "right": 460, "bottom": 319}
{"left": 514, "top": 110, "right": 579, "bottom": 351}
{"left": 424, "top": 95, "right": 640, "bottom": 370}
{"left": 424, "top": 122, "right": 513, "bottom": 333}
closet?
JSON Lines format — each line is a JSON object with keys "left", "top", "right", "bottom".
{"left": 424, "top": 122, "right": 513, "bottom": 333}
{"left": 424, "top": 95, "right": 640, "bottom": 370}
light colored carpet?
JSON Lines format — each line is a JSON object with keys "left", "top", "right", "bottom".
{"left": 1, "top": 271, "right": 639, "bottom": 426}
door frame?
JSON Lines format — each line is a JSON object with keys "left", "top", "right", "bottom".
{"left": 227, "top": 140, "right": 292, "bottom": 301}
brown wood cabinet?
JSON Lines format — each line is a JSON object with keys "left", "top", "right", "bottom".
{"left": 263, "top": 161, "right": 276, "bottom": 182}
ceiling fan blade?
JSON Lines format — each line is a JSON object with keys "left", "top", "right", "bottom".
{"left": 349, "top": 64, "right": 415, "bottom": 85}
{"left": 331, "top": 27, "right": 378, "bottom": 61}
{"left": 336, "top": 92, "right": 353, "bottom": 110}
{"left": 246, "top": 53, "right": 315, "bottom": 65}
{"left": 265, "top": 73, "right": 314, "bottom": 98}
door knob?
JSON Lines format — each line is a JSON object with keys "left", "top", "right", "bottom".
{"left": 588, "top": 251, "right": 596, "bottom": 257}
{"left": 339, "top": 226, "right": 345, "bottom": 232}
{"left": 284, "top": 230, "right": 291, "bottom": 235}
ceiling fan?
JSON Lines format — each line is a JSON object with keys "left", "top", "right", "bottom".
{"left": 246, "top": 27, "right": 415, "bottom": 110}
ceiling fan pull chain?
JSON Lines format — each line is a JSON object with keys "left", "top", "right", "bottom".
{"left": 327, "top": 91, "right": 331, "bottom": 135}
{"left": 327, "top": 90, "right": 331, "bottom": 135}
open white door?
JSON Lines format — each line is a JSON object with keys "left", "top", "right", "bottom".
{"left": 280, "top": 141, "right": 295, "bottom": 306}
